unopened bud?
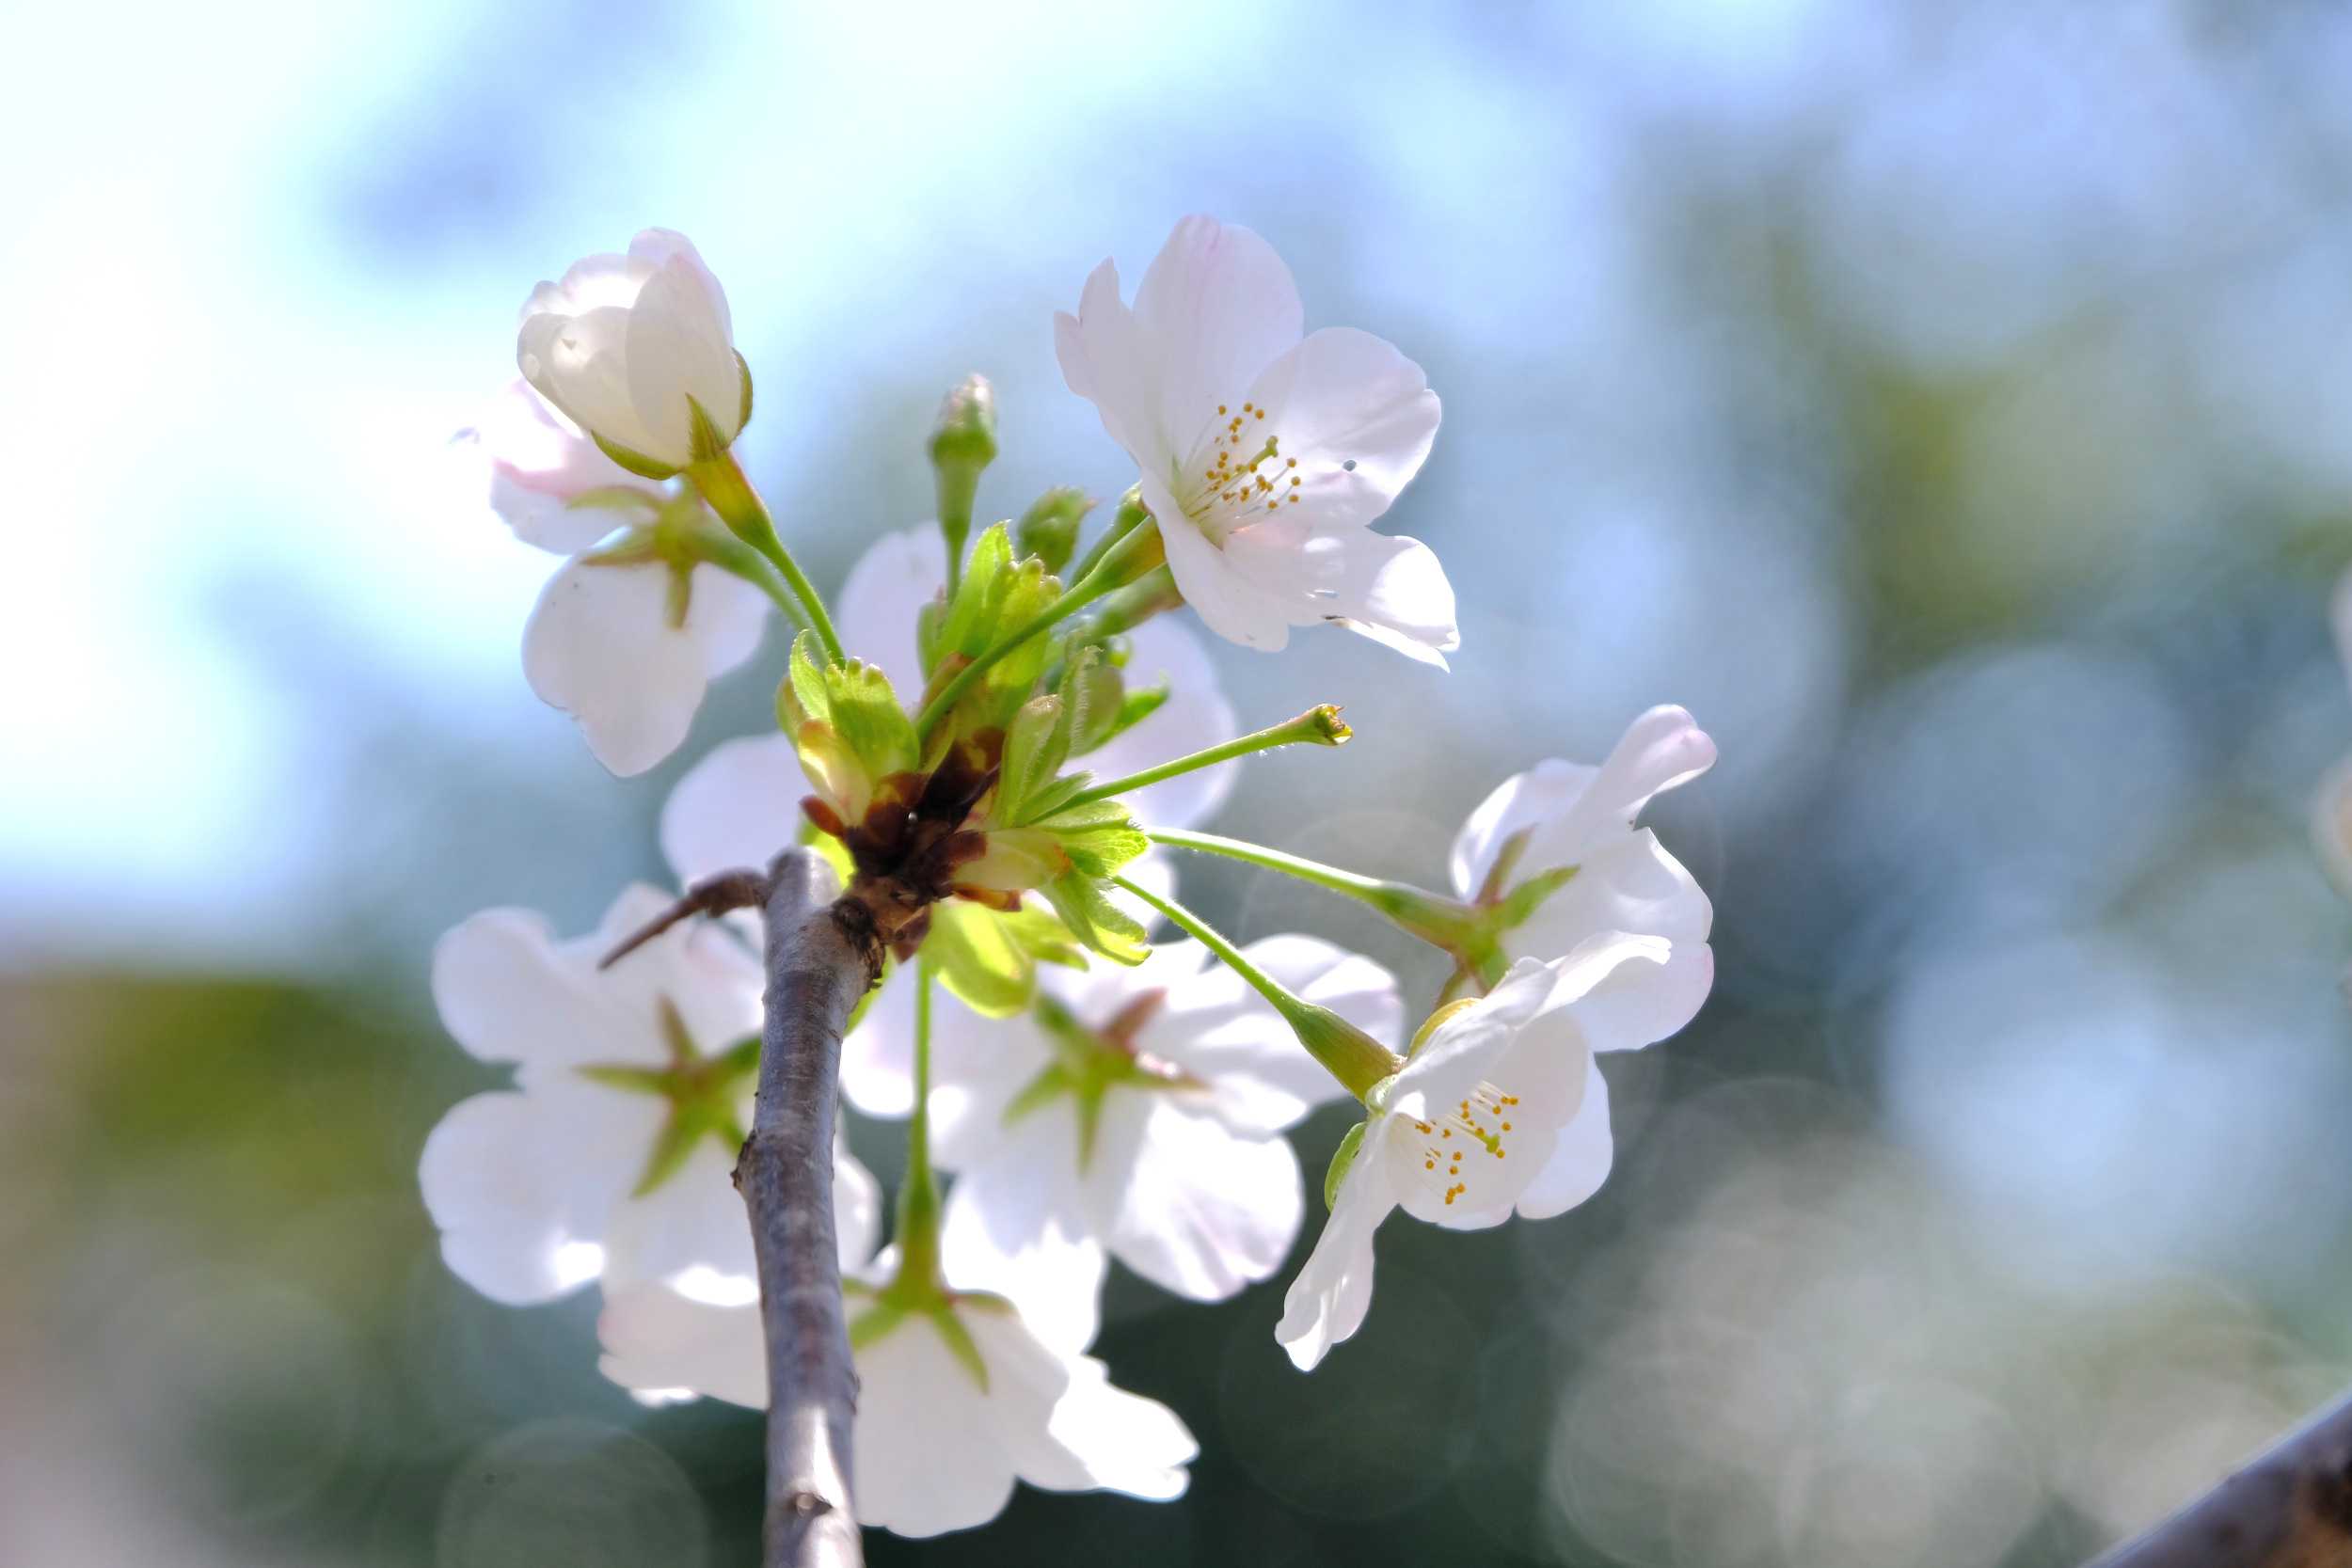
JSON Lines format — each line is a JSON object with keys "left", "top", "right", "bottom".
{"left": 928, "top": 373, "right": 998, "bottom": 471}
{"left": 1015, "top": 486, "right": 1094, "bottom": 574}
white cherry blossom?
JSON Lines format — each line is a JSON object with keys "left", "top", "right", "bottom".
{"left": 472, "top": 378, "right": 768, "bottom": 777}
{"left": 929, "top": 935, "right": 1404, "bottom": 1353}
{"left": 598, "top": 1252, "right": 1196, "bottom": 1537}
{"left": 1277, "top": 935, "right": 1705, "bottom": 1371}
{"left": 420, "top": 884, "right": 878, "bottom": 1305}
{"left": 516, "top": 228, "right": 746, "bottom": 471}
{"left": 1452, "top": 705, "right": 1717, "bottom": 1014}
{"left": 1056, "top": 214, "right": 1457, "bottom": 665}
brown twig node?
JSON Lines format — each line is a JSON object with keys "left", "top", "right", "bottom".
{"left": 2086, "top": 1382, "right": 2352, "bottom": 1568}
{"left": 597, "top": 869, "right": 774, "bottom": 969}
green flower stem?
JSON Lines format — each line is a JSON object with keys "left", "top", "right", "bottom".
{"left": 1065, "top": 706, "right": 1351, "bottom": 809}
{"left": 686, "top": 530, "right": 813, "bottom": 635}
{"left": 894, "top": 958, "right": 946, "bottom": 1291}
{"left": 1109, "top": 874, "right": 1401, "bottom": 1102}
{"left": 686, "top": 450, "right": 844, "bottom": 664}
{"left": 914, "top": 521, "right": 1166, "bottom": 744}
{"left": 1146, "top": 827, "right": 1491, "bottom": 960}
{"left": 1063, "top": 485, "right": 1148, "bottom": 587}
{"left": 1083, "top": 565, "right": 1183, "bottom": 641}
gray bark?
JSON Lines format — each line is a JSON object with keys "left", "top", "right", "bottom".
{"left": 2086, "top": 1383, "right": 2352, "bottom": 1567}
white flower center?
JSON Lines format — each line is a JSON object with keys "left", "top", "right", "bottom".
{"left": 1175, "top": 400, "right": 1305, "bottom": 545}
{"left": 1402, "top": 1081, "right": 1521, "bottom": 1210}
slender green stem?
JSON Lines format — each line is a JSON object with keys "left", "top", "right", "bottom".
{"left": 689, "top": 531, "right": 813, "bottom": 634}
{"left": 1109, "top": 875, "right": 1401, "bottom": 1101}
{"left": 1147, "top": 827, "right": 1491, "bottom": 960}
{"left": 1067, "top": 707, "right": 1350, "bottom": 809}
{"left": 687, "top": 451, "right": 844, "bottom": 664}
{"left": 913, "top": 522, "right": 1163, "bottom": 743}
{"left": 1064, "top": 486, "right": 1148, "bottom": 587}
{"left": 895, "top": 958, "right": 944, "bottom": 1290}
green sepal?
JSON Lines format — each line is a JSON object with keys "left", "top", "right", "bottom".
{"left": 997, "top": 694, "right": 1066, "bottom": 824}
{"left": 564, "top": 485, "right": 665, "bottom": 520}
{"left": 593, "top": 432, "right": 682, "bottom": 481}
{"left": 847, "top": 1302, "right": 909, "bottom": 1353}
{"left": 1027, "top": 798, "right": 1149, "bottom": 877}
{"left": 784, "top": 628, "right": 831, "bottom": 728}
{"left": 999, "top": 904, "right": 1090, "bottom": 971}
{"left": 1042, "top": 873, "right": 1150, "bottom": 966}
{"left": 1014, "top": 486, "right": 1093, "bottom": 574}
{"left": 685, "top": 394, "right": 732, "bottom": 463}
{"left": 1068, "top": 657, "right": 1132, "bottom": 755}
{"left": 820, "top": 659, "right": 918, "bottom": 782}
{"left": 1325, "top": 1119, "right": 1368, "bottom": 1211}
{"left": 1497, "top": 863, "right": 1580, "bottom": 930}
{"left": 926, "top": 1307, "right": 991, "bottom": 1392}
{"left": 736, "top": 351, "right": 755, "bottom": 431}
{"left": 999, "top": 1060, "right": 1075, "bottom": 1128}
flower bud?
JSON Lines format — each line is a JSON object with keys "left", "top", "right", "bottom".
{"left": 930, "top": 374, "right": 999, "bottom": 578}
{"left": 516, "top": 230, "right": 748, "bottom": 474}
{"left": 1014, "top": 486, "right": 1094, "bottom": 574}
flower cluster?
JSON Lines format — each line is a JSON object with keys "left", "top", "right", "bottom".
{"left": 427, "top": 217, "right": 1717, "bottom": 1538}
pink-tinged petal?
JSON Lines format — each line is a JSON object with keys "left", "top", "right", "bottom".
{"left": 420, "top": 1083, "right": 660, "bottom": 1306}
{"left": 1078, "top": 614, "right": 1238, "bottom": 830}
{"left": 1515, "top": 1057, "right": 1613, "bottom": 1220}
{"left": 628, "top": 229, "right": 734, "bottom": 346}
{"left": 939, "top": 1149, "right": 1106, "bottom": 1356}
{"left": 856, "top": 1316, "right": 1022, "bottom": 1535}
{"left": 522, "top": 560, "right": 762, "bottom": 777}
{"left": 1104, "top": 1101, "right": 1303, "bottom": 1302}
{"left": 1238, "top": 325, "right": 1439, "bottom": 531}
{"left": 1276, "top": 1137, "right": 1397, "bottom": 1370}
{"left": 1503, "top": 829, "right": 1713, "bottom": 961}
{"left": 597, "top": 1282, "right": 767, "bottom": 1408}
{"left": 1148, "top": 470, "right": 1299, "bottom": 654}
{"left": 834, "top": 526, "right": 943, "bottom": 700}
{"left": 1131, "top": 216, "right": 1305, "bottom": 460}
{"left": 517, "top": 301, "right": 643, "bottom": 457}
{"left": 1528, "top": 707, "right": 1717, "bottom": 870}
{"left": 1450, "top": 758, "right": 1599, "bottom": 898}
{"left": 660, "top": 734, "right": 804, "bottom": 886}
{"left": 624, "top": 251, "right": 741, "bottom": 465}
{"left": 471, "top": 380, "right": 645, "bottom": 554}
{"left": 1056, "top": 260, "right": 1166, "bottom": 467}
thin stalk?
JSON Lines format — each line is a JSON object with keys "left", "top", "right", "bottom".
{"left": 894, "top": 958, "right": 943, "bottom": 1288}
{"left": 694, "top": 531, "right": 814, "bottom": 635}
{"left": 1147, "top": 827, "right": 1492, "bottom": 970}
{"left": 1065, "top": 706, "right": 1350, "bottom": 809}
{"left": 1063, "top": 486, "right": 1148, "bottom": 587}
{"left": 1109, "top": 874, "right": 1400, "bottom": 1101}
{"left": 690, "top": 450, "right": 844, "bottom": 664}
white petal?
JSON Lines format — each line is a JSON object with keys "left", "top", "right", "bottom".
{"left": 833, "top": 526, "right": 941, "bottom": 702}
{"left": 597, "top": 1282, "right": 766, "bottom": 1408}
{"left": 472, "top": 379, "right": 643, "bottom": 554}
{"left": 419, "top": 1085, "right": 656, "bottom": 1305}
{"left": 1131, "top": 215, "right": 1305, "bottom": 462}
{"left": 431, "top": 906, "right": 636, "bottom": 1070}
{"left": 1516, "top": 1056, "right": 1613, "bottom": 1220}
{"left": 962, "top": 1308, "right": 1195, "bottom": 1502}
{"left": 1529, "top": 706, "right": 1717, "bottom": 870}
{"left": 601, "top": 1139, "right": 756, "bottom": 1290}
{"left": 939, "top": 1150, "right": 1106, "bottom": 1356}
{"left": 834, "top": 1141, "right": 882, "bottom": 1274}
{"left": 1224, "top": 522, "right": 1456, "bottom": 664}
{"left": 687, "top": 564, "right": 768, "bottom": 679}
{"left": 623, "top": 246, "right": 740, "bottom": 467}
{"left": 927, "top": 990, "right": 1055, "bottom": 1164}
{"left": 1449, "top": 758, "right": 1598, "bottom": 899}
{"left": 628, "top": 229, "right": 736, "bottom": 351}
{"left": 1275, "top": 1140, "right": 1396, "bottom": 1370}
{"left": 2333, "top": 568, "right": 2352, "bottom": 685}
{"left": 1503, "top": 828, "right": 1713, "bottom": 960}
{"left": 1145, "top": 934, "right": 1393, "bottom": 1134}
{"left": 1105, "top": 1101, "right": 1303, "bottom": 1302}
{"left": 1238, "top": 325, "right": 1439, "bottom": 531}
{"left": 660, "top": 733, "right": 805, "bottom": 886}
{"left": 1560, "top": 935, "right": 1711, "bottom": 1054}
{"left": 1390, "top": 956, "right": 1566, "bottom": 1119}
{"left": 838, "top": 962, "right": 920, "bottom": 1120}
{"left": 855, "top": 1316, "right": 1021, "bottom": 1536}
{"left": 522, "top": 560, "right": 742, "bottom": 777}
{"left": 518, "top": 298, "right": 652, "bottom": 461}
{"left": 1078, "top": 614, "right": 1238, "bottom": 831}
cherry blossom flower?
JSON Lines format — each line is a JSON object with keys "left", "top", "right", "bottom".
{"left": 1277, "top": 934, "right": 1706, "bottom": 1370}
{"left": 420, "top": 884, "right": 878, "bottom": 1304}
{"left": 1056, "top": 214, "right": 1457, "bottom": 665}
{"left": 598, "top": 1251, "right": 1196, "bottom": 1537}
{"left": 1450, "top": 705, "right": 1716, "bottom": 1010}
{"left": 471, "top": 378, "right": 768, "bottom": 776}
{"left": 516, "top": 229, "right": 747, "bottom": 472}
{"left": 924, "top": 935, "right": 1404, "bottom": 1353}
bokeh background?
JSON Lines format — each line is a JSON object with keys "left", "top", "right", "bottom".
{"left": 8, "top": 1, "right": 2352, "bottom": 1563}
